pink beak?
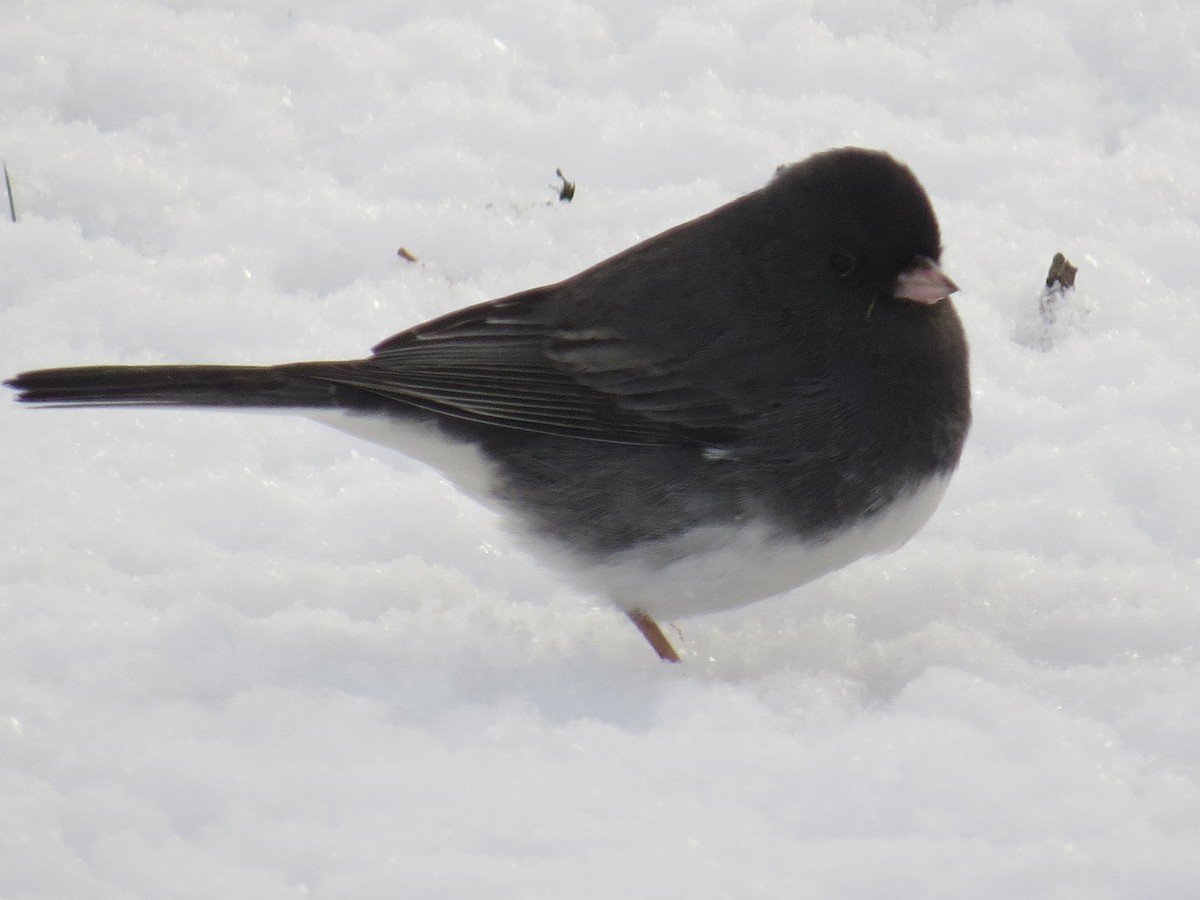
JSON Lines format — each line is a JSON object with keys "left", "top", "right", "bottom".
{"left": 894, "top": 256, "right": 959, "bottom": 305}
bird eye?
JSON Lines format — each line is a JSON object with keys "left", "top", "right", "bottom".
{"left": 828, "top": 249, "right": 856, "bottom": 276}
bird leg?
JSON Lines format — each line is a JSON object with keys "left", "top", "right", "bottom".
{"left": 626, "top": 609, "right": 681, "bottom": 663}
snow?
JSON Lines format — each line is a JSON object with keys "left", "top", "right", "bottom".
{"left": 2, "top": 1, "right": 1199, "bottom": 896}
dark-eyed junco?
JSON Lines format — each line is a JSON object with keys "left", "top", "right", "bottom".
{"left": 7, "top": 147, "right": 970, "bottom": 662}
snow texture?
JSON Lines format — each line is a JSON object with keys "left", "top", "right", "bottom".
{"left": 2, "top": 1, "right": 1199, "bottom": 897}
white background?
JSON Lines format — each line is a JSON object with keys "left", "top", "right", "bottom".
{"left": 2, "top": 1, "right": 1198, "bottom": 897}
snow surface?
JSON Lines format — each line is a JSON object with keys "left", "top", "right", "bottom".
{"left": 2, "top": 1, "right": 1199, "bottom": 897}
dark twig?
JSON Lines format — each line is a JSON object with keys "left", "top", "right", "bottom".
{"left": 1039, "top": 251, "right": 1078, "bottom": 328}
{"left": 1045, "top": 252, "right": 1077, "bottom": 290}
{"left": 554, "top": 168, "right": 575, "bottom": 202}
{"left": 3, "top": 161, "right": 15, "bottom": 223}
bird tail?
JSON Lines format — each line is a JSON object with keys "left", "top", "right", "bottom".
{"left": 5, "top": 362, "right": 357, "bottom": 409}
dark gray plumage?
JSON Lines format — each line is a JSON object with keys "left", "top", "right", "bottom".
{"left": 7, "top": 147, "right": 970, "bottom": 662}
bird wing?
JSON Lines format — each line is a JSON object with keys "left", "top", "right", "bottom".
{"left": 307, "top": 285, "right": 756, "bottom": 445}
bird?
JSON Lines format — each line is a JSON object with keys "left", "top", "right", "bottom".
{"left": 6, "top": 147, "right": 970, "bottom": 663}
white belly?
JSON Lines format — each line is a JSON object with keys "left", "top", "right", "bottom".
{"left": 543, "top": 473, "right": 952, "bottom": 619}
{"left": 309, "top": 409, "right": 951, "bottom": 620}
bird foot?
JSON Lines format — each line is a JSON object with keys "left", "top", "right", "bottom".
{"left": 626, "top": 609, "right": 681, "bottom": 663}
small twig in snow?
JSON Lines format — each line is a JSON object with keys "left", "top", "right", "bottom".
{"left": 554, "top": 168, "right": 576, "bottom": 203}
{"left": 3, "top": 161, "right": 16, "bottom": 223}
